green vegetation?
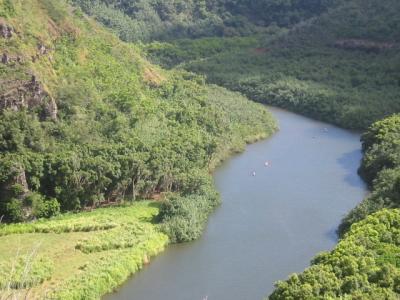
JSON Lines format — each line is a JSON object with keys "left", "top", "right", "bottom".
{"left": 269, "top": 114, "right": 400, "bottom": 299}
{"left": 339, "top": 114, "right": 400, "bottom": 235}
{"left": 269, "top": 209, "right": 400, "bottom": 299}
{"left": 143, "top": 0, "right": 400, "bottom": 130}
{"left": 0, "top": 0, "right": 276, "bottom": 223}
{"left": 0, "top": 1, "right": 276, "bottom": 298}
{"left": 0, "top": 202, "right": 168, "bottom": 299}
{"left": 0, "top": 255, "right": 53, "bottom": 290}
{"left": 2, "top": 0, "right": 400, "bottom": 299}
{"left": 72, "top": 0, "right": 335, "bottom": 42}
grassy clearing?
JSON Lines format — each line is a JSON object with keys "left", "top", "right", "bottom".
{"left": 0, "top": 201, "right": 168, "bottom": 299}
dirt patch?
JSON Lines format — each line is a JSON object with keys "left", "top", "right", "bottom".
{"left": 143, "top": 66, "right": 165, "bottom": 87}
{"left": 253, "top": 47, "right": 270, "bottom": 55}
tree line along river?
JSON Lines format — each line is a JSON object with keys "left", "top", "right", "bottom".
{"left": 104, "top": 107, "right": 368, "bottom": 300}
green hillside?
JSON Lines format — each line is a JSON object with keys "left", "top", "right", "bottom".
{"left": 145, "top": 0, "right": 400, "bottom": 130}
{"left": 0, "top": 1, "right": 277, "bottom": 297}
{"left": 0, "top": 0, "right": 276, "bottom": 222}
{"left": 67, "top": 0, "right": 400, "bottom": 299}
{"left": 72, "top": 0, "right": 336, "bottom": 41}
{"left": 1, "top": 0, "right": 400, "bottom": 299}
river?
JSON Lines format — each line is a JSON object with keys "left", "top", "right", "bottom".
{"left": 104, "top": 107, "right": 367, "bottom": 300}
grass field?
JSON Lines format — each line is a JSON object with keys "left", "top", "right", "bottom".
{"left": 0, "top": 202, "right": 168, "bottom": 299}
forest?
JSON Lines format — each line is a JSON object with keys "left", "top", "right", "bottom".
{"left": 142, "top": 0, "right": 400, "bottom": 130}
{"left": 71, "top": 0, "right": 336, "bottom": 41}
{"left": 70, "top": 0, "right": 400, "bottom": 298}
{"left": 1, "top": 0, "right": 400, "bottom": 299}
{"left": 0, "top": 0, "right": 277, "bottom": 297}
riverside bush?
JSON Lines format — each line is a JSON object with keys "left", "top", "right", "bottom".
{"left": 339, "top": 115, "right": 400, "bottom": 235}
{"left": 159, "top": 194, "right": 216, "bottom": 243}
{"left": 75, "top": 223, "right": 153, "bottom": 253}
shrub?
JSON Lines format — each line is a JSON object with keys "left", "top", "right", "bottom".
{"left": 33, "top": 196, "right": 61, "bottom": 219}
{"left": 159, "top": 191, "right": 219, "bottom": 243}
{"left": 75, "top": 223, "right": 153, "bottom": 253}
{"left": 4, "top": 199, "right": 23, "bottom": 223}
{"left": 0, "top": 0, "right": 15, "bottom": 18}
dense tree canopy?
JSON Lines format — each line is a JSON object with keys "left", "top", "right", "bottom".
{"left": 1, "top": 0, "right": 400, "bottom": 298}
{"left": 144, "top": 0, "right": 400, "bottom": 130}
{"left": 339, "top": 114, "right": 400, "bottom": 234}
{"left": 0, "top": 0, "right": 276, "bottom": 226}
{"left": 71, "top": 0, "right": 338, "bottom": 41}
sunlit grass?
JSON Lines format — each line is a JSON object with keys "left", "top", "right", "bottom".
{"left": 0, "top": 201, "right": 168, "bottom": 299}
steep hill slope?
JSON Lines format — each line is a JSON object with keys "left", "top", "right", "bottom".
{"left": 150, "top": 0, "right": 400, "bottom": 130}
{"left": 72, "top": 0, "right": 337, "bottom": 41}
{"left": 0, "top": 0, "right": 276, "bottom": 225}
{"left": 0, "top": 0, "right": 277, "bottom": 298}
{"left": 68, "top": 1, "right": 400, "bottom": 299}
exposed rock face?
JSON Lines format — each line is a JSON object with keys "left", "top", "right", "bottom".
{"left": 1, "top": 53, "right": 25, "bottom": 65}
{"left": 38, "top": 43, "right": 48, "bottom": 55}
{"left": 12, "top": 165, "right": 29, "bottom": 197}
{"left": 0, "top": 164, "right": 29, "bottom": 202}
{"left": 0, "top": 23, "right": 13, "bottom": 39}
{"left": 0, "top": 75, "right": 58, "bottom": 120}
{"left": 0, "top": 164, "right": 34, "bottom": 221}
{"left": 1, "top": 53, "right": 10, "bottom": 64}
{"left": 334, "top": 39, "right": 396, "bottom": 52}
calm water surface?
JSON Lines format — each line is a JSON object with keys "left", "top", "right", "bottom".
{"left": 105, "top": 107, "right": 367, "bottom": 300}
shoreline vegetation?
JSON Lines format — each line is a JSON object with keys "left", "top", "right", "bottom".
{"left": 0, "top": 1, "right": 276, "bottom": 298}
{"left": 69, "top": 0, "right": 400, "bottom": 299}
{"left": 0, "top": 202, "right": 169, "bottom": 299}
{"left": 1, "top": 0, "right": 399, "bottom": 299}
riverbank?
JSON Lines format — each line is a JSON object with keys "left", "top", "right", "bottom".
{"left": 269, "top": 113, "right": 400, "bottom": 299}
{"left": 104, "top": 106, "right": 367, "bottom": 300}
{"left": 0, "top": 90, "right": 277, "bottom": 300}
{"left": 0, "top": 202, "right": 168, "bottom": 299}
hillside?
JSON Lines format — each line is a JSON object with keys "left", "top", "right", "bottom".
{"left": 0, "top": 0, "right": 276, "bottom": 222}
{"left": 145, "top": 0, "right": 400, "bottom": 129}
{"left": 2, "top": 0, "right": 400, "bottom": 299}
{"left": 72, "top": 0, "right": 337, "bottom": 42}
{"left": 0, "top": 1, "right": 277, "bottom": 297}
{"left": 65, "top": 0, "right": 400, "bottom": 299}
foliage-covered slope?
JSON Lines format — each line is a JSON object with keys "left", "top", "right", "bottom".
{"left": 0, "top": 0, "right": 276, "bottom": 228}
{"left": 339, "top": 114, "right": 400, "bottom": 234}
{"left": 146, "top": 0, "right": 400, "bottom": 129}
{"left": 72, "top": 0, "right": 337, "bottom": 42}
